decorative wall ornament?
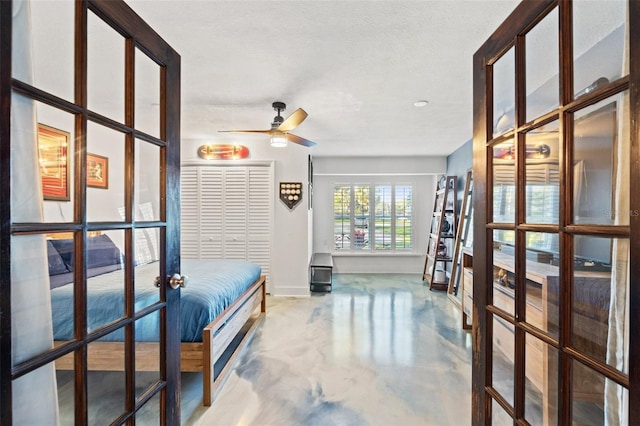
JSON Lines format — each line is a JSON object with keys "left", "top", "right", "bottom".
{"left": 279, "top": 182, "right": 302, "bottom": 209}
{"left": 197, "top": 144, "right": 249, "bottom": 160}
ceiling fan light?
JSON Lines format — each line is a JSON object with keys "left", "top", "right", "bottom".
{"left": 270, "top": 134, "right": 288, "bottom": 147}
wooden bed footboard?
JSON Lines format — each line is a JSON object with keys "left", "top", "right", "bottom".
{"left": 203, "top": 274, "right": 266, "bottom": 405}
{"left": 55, "top": 275, "right": 267, "bottom": 407}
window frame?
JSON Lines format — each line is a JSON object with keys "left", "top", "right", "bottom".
{"left": 332, "top": 182, "right": 414, "bottom": 253}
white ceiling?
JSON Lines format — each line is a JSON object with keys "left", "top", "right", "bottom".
{"left": 125, "top": 0, "right": 521, "bottom": 157}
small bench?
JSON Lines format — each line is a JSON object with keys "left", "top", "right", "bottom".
{"left": 310, "top": 253, "right": 333, "bottom": 292}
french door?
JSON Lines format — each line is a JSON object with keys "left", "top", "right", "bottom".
{"left": 0, "top": 0, "right": 181, "bottom": 424}
{"left": 472, "top": 0, "right": 639, "bottom": 424}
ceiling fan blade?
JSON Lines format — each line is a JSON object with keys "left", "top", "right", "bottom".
{"left": 277, "top": 108, "right": 308, "bottom": 132}
{"left": 287, "top": 133, "right": 316, "bottom": 147}
{"left": 218, "top": 129, "right": 273, "bottom": 134}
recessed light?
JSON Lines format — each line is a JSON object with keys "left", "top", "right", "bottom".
{"left": 414, "top": 100, "right": 429, "bottom": 107}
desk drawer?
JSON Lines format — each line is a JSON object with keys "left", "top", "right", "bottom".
{"left": 494, "top": 314, "right": 545, "bottom": 393}
{"left": 493, "top": 284, "right": 515, "bottom": 315}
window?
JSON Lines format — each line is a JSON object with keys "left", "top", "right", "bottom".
{"left": 334, "top": 184, "right": 413, "bottom": 252}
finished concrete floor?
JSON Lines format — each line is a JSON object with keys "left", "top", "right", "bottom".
{"left": 186, "top": 273, "right": 474, "bottom": 425}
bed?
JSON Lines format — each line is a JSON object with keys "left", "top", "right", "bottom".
{"left": 47, "top": 234, "right": 266, "bottom": 406}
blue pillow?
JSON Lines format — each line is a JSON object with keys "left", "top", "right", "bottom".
{"left": 49, "top": 238, "right": 73, "bottom": 271}
{"left": 47, "top": 240, "right": 70, "bottom": 276}
{"left": 86, "top": 234, "right": 122, "bottom": 269}
{"left": 50, "top": 234, "right": 122, "bottom": 271}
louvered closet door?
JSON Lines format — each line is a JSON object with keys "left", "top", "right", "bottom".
{"left": 181, "top": 167, "right": 200, "bottom": 258}
{"left": 180, "top": 164, "right": 273, "bottom": 288}
{"left": 200, "top": 168, "right": 224, "bottom": 258}
{"left": 247, "top": 166, "right": 272, "bottom": 285}
{"left": 223, "top": 168, "right": 249, "bottom": 259}
{"left": 181, "top": 167, "right": 224, "bottom": 258}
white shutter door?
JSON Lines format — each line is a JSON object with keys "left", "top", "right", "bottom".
{"left": 180, "top": 167, "right": 199, "bottom": 258}
{"left": 247, "top": 166, "right": 272, "bottom": 285}
{"left": 181, "top": 163, "right": 272, "bottom": 289}
{"left": 200, "top": 168, "right": 224, "bottom": 258}
{"left": 223, "top": 168, "right": 248, "bottom": 259}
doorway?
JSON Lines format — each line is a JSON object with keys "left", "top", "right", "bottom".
{"left": 1, "top": 0, "right": 181, "bottom": 424}
{"left": 472, "top": 1, "right": 638, "bottom": 424}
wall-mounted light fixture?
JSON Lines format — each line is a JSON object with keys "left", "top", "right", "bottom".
{"left": 270, "top": 133, "right": 287, "bottom": 147}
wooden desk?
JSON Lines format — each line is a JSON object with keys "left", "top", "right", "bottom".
{"left": 461, "top": 248, "right": 611, "bottom": 423}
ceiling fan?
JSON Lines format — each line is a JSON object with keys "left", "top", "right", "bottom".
{"left": 219, "top": 101, "right": 317, "bottom": 147}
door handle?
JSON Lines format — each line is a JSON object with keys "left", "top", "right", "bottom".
{"left": 154, "top": 274, "right": 189, "bottom": 289}
{"left": 169, "top": 273, "right": 188, "bottom": 289}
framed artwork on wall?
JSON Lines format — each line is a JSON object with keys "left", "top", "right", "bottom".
{"left": 38, "top": 123, "right": 70, "bottom": 201}
{"left": 87, "top": 153, "right": 109, "bottom": 189}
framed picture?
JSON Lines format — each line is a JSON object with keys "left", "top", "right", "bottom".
{"left": 87, "top": 153, "right": 109, "bottom": 189}
{"left": 38, "top": 123, "right": 71, "bottom": 201}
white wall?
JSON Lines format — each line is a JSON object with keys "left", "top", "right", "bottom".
{"left": 312, "top": 156, "right": 445, "bottom": 273}
{"left": 181, "top": 138, "right": 312, "bottom": 296}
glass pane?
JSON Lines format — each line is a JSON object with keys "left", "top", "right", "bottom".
{"left": 135, "top": 140, "right": 161, "bottom": 222}
{"left": 88, "top": 11, "right": 125, "bottom": 122}
{"left": 493, "top": 230, "right": 515, "bottom": 316}
{"left": 27, "top": 0, "right": 74, "bottom": 100}
{"left": 334, "top": 186, "right": 351, "bottom": 250}
{"left": 492, "top": 315, "right": 514, "bottom": 407}
{"left": 492, "top": 139, "right": 516, "bottom": 224}
{"left": 135, "top": 48, "right": 161, "bottom": 138}
{"left": 49, "top": 233, "right": 75, "bottom": 343}
{"left": 12, "top": 102, "right": 75, "bottom": 224}
{"left": 135, "top": 311, "right": 160, "bottom": 400}
{"left": 493, "top": 47, "right": 515, "bottom": 136}
{"left": 135, "top": 227, "right": 161, "bottom": 307}
{"left": 56, "top": 367, "right": 74, "bottom": 424}
{"left": 136, "top": 390, "right": 161, "bottom": 425}
{"left": 88, "top": 330, "right": 126, "bottom": 424}
{"left": 525, "top": 334, "right": 558, "bottom": 425}
{"left": 525, "top": 8, "right": 559, "bottom": 122}
{"left": 12, "top": 362, "right": 60, "bottom": 424}
{"left": 524, "top": 232, "right": 559, "bottom": 339}
{"left": 573, "top": 93, "right": 629, "bottom": 225}
{"left": 492, "top": 398, "right": 513, "bottom": 425}
{"left": 354, "top": 185, "right": 369, "bottom": 250}
{"left": 571, "top": 360, "right": 611, "bottom": 425}
{"left": 525, "top": 121, "right": 560, "bottom": 224}
{"left": 11, "top": 234, "right": 56, "bottom": 366}
{"left": 87, "top": 122, "right": 126, "bottom": 222}
{"left": 395, "top": 185, "right": 412, "bottom": 250}
{"left": 572, "top": 236, "right": 627, "bottom": 376}
{"left": 87, "top": 230, "right": 125, "bottom": 334}
{"left": 573, "top": 0, "right": 627, "bottom": 99}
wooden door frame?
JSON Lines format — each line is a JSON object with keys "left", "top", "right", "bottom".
{"left": 471, "top": 0, "right": 640, "bottom": 424}
{"left": 0, "top": 1, "right": 181, "bottom": 423}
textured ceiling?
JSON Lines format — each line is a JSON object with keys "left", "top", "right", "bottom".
{"left": 126, "top": 0, "right": 521, "bottom": 157}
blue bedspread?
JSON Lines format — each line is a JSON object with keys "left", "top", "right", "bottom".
{"left": 51, "top": 259, "right": 262, "bottom": 342}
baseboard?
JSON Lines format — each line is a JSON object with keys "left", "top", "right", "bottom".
{"left": 271, "top": 286, "right": 310, "bottom": 297}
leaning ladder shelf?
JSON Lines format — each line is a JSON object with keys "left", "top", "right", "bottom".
{"left": 422, "top": 175, "right": 458, "bottom": 290}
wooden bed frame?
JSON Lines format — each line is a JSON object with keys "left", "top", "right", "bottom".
{"left": 55, "top": 274, "right": 267, "bottom": 406}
